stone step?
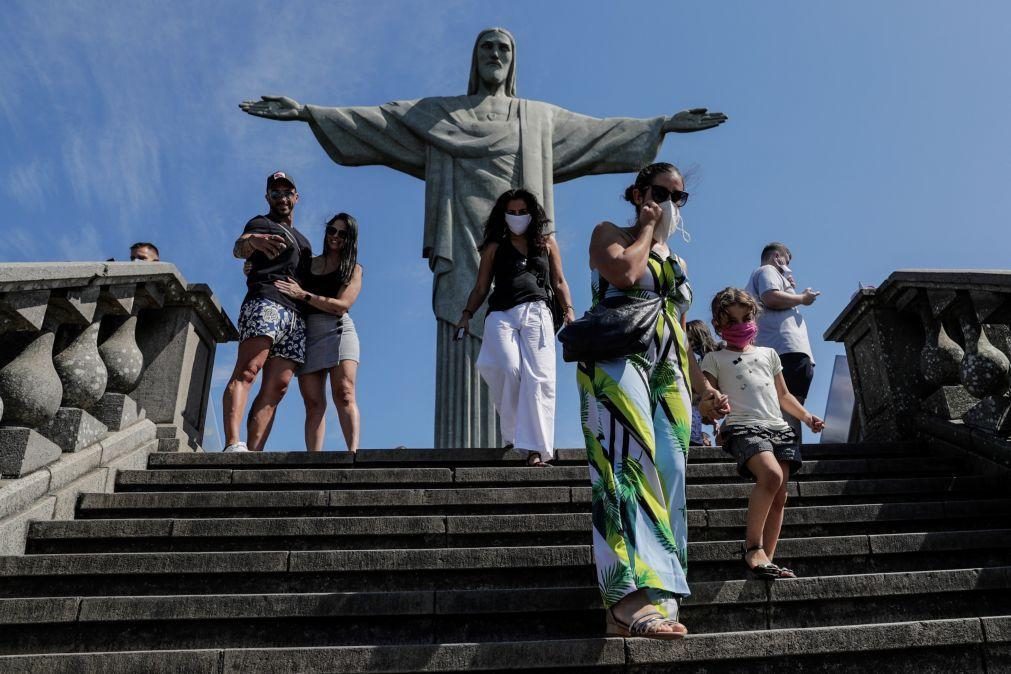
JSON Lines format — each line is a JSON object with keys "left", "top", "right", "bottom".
{"left": 4, "top": 529, "right": 1011, "bottom": 597}
{"left": 0, "top": 616, "right": 1006, "bottom": 672}
{"left": 114, "top": 457, "right": 964, "bottom": 492}
{"left": 0, "top": 567, "right": 1009, "bottom": 654}
{"left": 144, "top": 442, "right": 920, "bottom": 470}
{"left": 74, "top": 474, "right": 1007, "bottom": 519}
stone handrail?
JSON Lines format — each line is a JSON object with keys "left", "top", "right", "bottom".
{"left": 0, "top": 262, "right": 238, "bottom": 477}
{"left": 825, "top": 269, "right": 1011, "bottom": 467}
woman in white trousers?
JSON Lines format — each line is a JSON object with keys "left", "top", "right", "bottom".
{"left": 454, "top": 188, "right": 576, "bottom": 465}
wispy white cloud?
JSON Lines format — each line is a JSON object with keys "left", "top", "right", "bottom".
{"left": 5, "top": 160, "right": 51, "bottom": 207}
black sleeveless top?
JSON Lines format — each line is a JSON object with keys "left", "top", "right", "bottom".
{"left": 302, "top": 264, "right": 348, "bottom": 316}
{"left": 487, "top": 238, "right": 550, "bottom": 312}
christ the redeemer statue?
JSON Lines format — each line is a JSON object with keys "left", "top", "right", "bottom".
{"left": 240, "top": 28, "right": 727, "bottom": 449}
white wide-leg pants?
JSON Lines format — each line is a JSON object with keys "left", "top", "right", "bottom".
{"left": 476, "top": 301, "right": 556, "bottom": 459}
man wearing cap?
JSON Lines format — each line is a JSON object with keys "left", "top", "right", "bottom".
{"left": 222, "top": 171, "right": 313, "bottom": 452}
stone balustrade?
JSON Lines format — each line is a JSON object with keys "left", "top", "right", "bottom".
{"left": 0, "top": 262, "right": 237, "bottom": 477}
{"left": 826, "top": 270, "right": 1011, "bottom": 466}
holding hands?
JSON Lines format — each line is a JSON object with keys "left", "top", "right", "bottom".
{"left": 699, "top": 388, "right": 731, "bottom": 420}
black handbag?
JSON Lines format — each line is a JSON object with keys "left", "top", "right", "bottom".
{"left": 558, "top": 292, "right": 662, "bottom": 363}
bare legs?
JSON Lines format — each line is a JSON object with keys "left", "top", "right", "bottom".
{"left": 297, "top": 360, "right": 359, "bottom": 453}
{"left": 331, "top": 360, "right": 360, "bottom": 454}
{"left": 298, "top": 371, "right": 328, "bottom": 451}
{"left": 222, "top": 337, "right": 271, "bottom": 446}
{"left": 246, "top": 355, "right": 296, "bottom": 452}
{"left": 743, "top": 452, "right": 792, "bottom": 568}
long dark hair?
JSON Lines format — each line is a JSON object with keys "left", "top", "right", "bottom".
{"left": 480, "top": 188, "right": 550, "bottom": 253}
{"left": 324, "top": 212, "right": 359, "bottom": 285}
{"left": 685, "top": 320, "right": 718, "bottom": 358}
{"left": 622, "top": 162, "right": 683, "bottom": 213}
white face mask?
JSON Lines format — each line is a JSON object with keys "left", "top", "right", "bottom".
{"left": 654, "top": 200, "right": 691, "bottom": 244}
{"left": 505, "top": 213, "right": 532, "bottom": 236}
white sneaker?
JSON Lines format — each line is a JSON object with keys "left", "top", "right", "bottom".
{"left": 223, "top": 442, "right": 249, "bottom": 453}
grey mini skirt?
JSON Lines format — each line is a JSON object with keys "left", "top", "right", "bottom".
{"left": 296, "top": 313, "right": 359, "bottom": 376}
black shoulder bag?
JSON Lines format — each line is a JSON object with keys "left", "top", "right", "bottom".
{"left": 558, "top": 276, "right": 662, "bottom": 363}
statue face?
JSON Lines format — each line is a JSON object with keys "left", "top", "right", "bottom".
{"left": 476, "top": 31, "right": 513, "bottom": 87}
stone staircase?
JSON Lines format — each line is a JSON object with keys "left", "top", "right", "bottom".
{"left": 0, "top": 442, "right": 1009, "bottom": 672}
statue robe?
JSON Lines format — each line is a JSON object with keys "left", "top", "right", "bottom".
{"left": 305, "top": 96, "right": 667, "bottom": 336}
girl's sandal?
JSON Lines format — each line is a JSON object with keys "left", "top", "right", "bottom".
{"left": 742, "top": 544, "right": 781, "bottom": 580}
{"left": 606, "top": 608, "right": 687, "bottom": 640}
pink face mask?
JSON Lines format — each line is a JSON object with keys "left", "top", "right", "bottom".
{"left": 721, "top": 321, "right": 758, "bottom": 349}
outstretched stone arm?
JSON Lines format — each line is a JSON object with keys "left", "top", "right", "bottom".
{"left": 662, "top": 108, "right": 728, "bottom": 133}
{"left": 239, "top": 96, "right": 309, "bottom": 121}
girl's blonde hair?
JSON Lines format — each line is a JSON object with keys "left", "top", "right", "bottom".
{"left": 710, "top": 287, "right": 760, "bottom": 328}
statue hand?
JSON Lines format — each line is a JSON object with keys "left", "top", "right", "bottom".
{"left": 665, "top": 108, "right": 728, "bottom": 133}
{"left": 239, "top": 95, "right": 307, "bottom": 121}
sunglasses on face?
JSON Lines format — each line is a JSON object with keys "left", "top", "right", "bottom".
{"left": 268, "top": 190, "right": 296, "bottom": 200}
{"left": 648, "top": 184, "right": 689, "bottom": 207}
{"left": 325, "top": 226, "right": 350, "bottom": 240}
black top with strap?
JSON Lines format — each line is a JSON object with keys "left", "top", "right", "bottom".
{"left": 301, "top": 264, "right": 349, "bottom": 316}
{"left": 487, "top": 238, "right": 550, "bottom": 313}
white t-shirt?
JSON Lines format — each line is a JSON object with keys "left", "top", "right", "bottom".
{"left": 701, "top": 346, "right": 791, "bottom": 431}
{"left": 746, "top": 264, "right": 814, "bottom": 362}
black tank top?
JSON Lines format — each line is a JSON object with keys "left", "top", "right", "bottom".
{"left": 487, "top": 238, "right": 550, "bottom": 312}
{"left": 302, "top": 264, "right": 348, "bottom": 316}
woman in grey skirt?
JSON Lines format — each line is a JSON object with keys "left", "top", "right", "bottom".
{"left": 275, "top": 213, "right": 362, "bottom": 453}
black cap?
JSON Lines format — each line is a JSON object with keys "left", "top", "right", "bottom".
{"left": 266, "top": 171, "right": 296, "bottom": 190}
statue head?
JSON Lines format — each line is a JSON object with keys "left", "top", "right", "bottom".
{"left": 468, "top": 28, "right": 516, "bottom": 97}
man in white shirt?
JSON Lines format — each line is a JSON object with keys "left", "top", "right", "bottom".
{"left": 746, "top": 242, "right": 820, "bottom": 440}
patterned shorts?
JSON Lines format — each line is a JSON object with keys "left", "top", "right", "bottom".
{"left": 723, "top": 424, "right": 802, "bottom": 480}
{"left": 238, "top": 297, "right": 306, "bottom": 364}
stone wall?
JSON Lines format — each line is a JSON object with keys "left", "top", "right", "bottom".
{"left": 826, "top": 270, "right": 1011, "bottom": 467}
{"left": 0, "top": 262, "right": 236, "bottom": 553}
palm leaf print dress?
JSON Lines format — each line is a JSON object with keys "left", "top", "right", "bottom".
{"left": 577, "top": 250, "right": 694, "bottom": 615}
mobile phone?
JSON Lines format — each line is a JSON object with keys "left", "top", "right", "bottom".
{"left": 454, "top": 327, "right": 466, "bottom": 341}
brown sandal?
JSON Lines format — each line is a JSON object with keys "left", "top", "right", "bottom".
{"left": 605, "top": 608, "right": 687, "bottom": 640}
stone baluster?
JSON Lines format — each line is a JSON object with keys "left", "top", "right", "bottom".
{"left": 0, "top": 327, "right": 63, "bottom": 477}
{"left": 93, "top": 285, "right": 146, "bottom": 431}
{"left": 39, "top": 286, "right": 110, "bottom": 452}
{"left": 956, "top": 291, "right": 1011, "bottom": 433}
{"left": 914, "top": 290, "right": 973, "bottom": 420}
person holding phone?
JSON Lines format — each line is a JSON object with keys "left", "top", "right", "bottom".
{"left": 454, "top": 188, "right": 575, "bottom": 466}
{"left": 746, "top": 242, "right": 820, "bottom": 442}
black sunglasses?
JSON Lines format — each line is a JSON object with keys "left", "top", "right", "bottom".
{"left": 325, "top": 226, "right": 350, "bottom": 240}
{"left": 268, "top": 189, "right": 296, "bottom": 200}
{"left": 648, "top": 184, "right": 689, "bottom": 207}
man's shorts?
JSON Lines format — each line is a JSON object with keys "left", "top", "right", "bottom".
{"left": 723, "top": 424, "right": 802, "bottom": 480}
{"left": 238, "top": 297, "right": 305, "bottom": 364}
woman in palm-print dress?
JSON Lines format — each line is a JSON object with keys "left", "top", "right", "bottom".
{"left": 578, "top": 163, "right": 728, "bottom": 639}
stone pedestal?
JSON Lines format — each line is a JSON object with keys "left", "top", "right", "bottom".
{"left": 922, "top": 386, "right": 977, "bottom": 420}
{"left": 963, "top": 395, "right": 1011, "bottom": 434}
{"left": 38, "top": 408, "right": 108, "bottom": 453}
{"left": 130, "top": 288, "right": 234, "bottom": 447}
{"left": 0, "top": 428, "right": 62, "bottom": 478}
{"left": 92, "top": 393, "right": 144, "bottom": 431}
{"left": 434, "top": 321, "right": 500, "bottom": 449}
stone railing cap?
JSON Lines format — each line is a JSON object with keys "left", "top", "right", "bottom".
{"left": 0, "top": 262, "right": 237, "bottom": 342}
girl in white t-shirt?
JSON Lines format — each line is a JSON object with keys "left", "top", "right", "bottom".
{"left": 701, "top": 288, "right": 825, "bottom": 579}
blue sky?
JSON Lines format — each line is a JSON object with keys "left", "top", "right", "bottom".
{"left": 4, "top": 1, "right": 1010, "bottom": 451}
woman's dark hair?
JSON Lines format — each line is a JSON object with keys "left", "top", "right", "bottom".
{"left": 479, "top": 188, "right": 551, "bottom": 252}
{"left": 622, "top": 162, "right": 683, "bottom": 212}
{"left": 685, "top": 320, "right": 718, "bottom": 358}
{"left": 324, "top": 212, "right": 359, "bottom": 285}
